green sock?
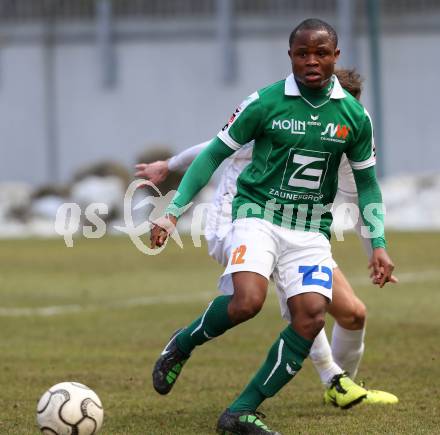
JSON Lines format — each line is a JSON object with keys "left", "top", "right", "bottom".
{"left": 175, "top": 295, "right": 233, "bottom": 355}
{"left": 229, "top": 326, "right": 313, "bottom": 412}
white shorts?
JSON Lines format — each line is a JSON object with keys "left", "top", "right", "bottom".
{"left": 217, "top": 218, "right": 334, "bottom": 321}
{"left": 206, "top": 227, "right": 233, "bottom": 268}
{"left": 207, "top": 222, "right": 337, "bottom": 271}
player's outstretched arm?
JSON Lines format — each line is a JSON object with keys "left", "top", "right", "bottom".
{"left": 335, "top": 162, "right": 398, "bottom": 283}
{"left": 168, "top": 141, "right": 211, "bottom": 171}
{"left": 150, "top": 137, "right": 234, "bottom": 248}
{"left": 335, "top": 157, "right": 373, "bottom": 257}
{"left": 352, "top": 166, "right": 395, "bottom": 287}
{"left": 135, "top": 141, "right": 211, "bottom": 186}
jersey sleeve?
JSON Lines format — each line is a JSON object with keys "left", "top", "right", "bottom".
{"left": 336, "top": 187, "right": 374, "bottom": 257}
{"left": 352, "top": 206, "right": 374, "bottom": 257}
{"left": 346, "top": 108, "right": 376, "bottom": 170}
{"left": 352, "top": 166, "right": 386, "bottom": 249}
{"left": 217, "top": 91, "right": 264, "bottom": 150}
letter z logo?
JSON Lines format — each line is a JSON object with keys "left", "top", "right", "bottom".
{"left": 281, "top": 148, "right": 330, "bottom": 193}
{"left": 289, "top": 154, "right": 325, "bottom": 189}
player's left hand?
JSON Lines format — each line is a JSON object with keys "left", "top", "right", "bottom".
{"left": 150, "top": 215, "right": 178, "bottom": 248}
{"left": 370, "top": 269, "right": 399, "bottom": 285}
{"left": 135, "top": 160, "right": 169, "bottom": 186}
{"left": 369, "top": 248, "right": 395, "bottom": 288}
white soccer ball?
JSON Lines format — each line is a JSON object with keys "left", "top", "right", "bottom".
{"left": 37, "top": 382, "right": 104, "bottom": 435}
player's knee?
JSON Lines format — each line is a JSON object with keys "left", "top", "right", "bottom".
{"left": 293, "top": 310, "right": 326, "bottom": 339}
{"left": 352, "top": 301, "right": 367, "bottom": 328}
{"left": 308, "top": 312, "right": 326, "bottom": 336}
{"left": 299, "top": 316, "right": 325, "bottom": 339}
{"left": 229, "top": 293, "right": 264, "bottom": 323}
{"left": 339, "top": 300, "right": 367, "bottom": 330}
{"left": 289, "top": 294, "right": 327, "bottom": 339}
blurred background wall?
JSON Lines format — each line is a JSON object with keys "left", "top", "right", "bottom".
{"left": 0, "top": 0, "right": 439, "bottom": 186}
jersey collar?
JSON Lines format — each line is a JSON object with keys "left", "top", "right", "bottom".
{"left": 284, "top": 73, "right": 346, "bottom": 99}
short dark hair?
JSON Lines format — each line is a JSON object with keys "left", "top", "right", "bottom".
{"left": 289, "top": 18, "right": 338, "bottom": 48}
{"left": 334, "top": 68, "right": 363, "bottom": 99}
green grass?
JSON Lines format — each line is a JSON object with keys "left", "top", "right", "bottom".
{"left": 0, "top": 232, "right": 439, "bottom": 434}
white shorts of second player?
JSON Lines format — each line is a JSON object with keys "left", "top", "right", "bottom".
{"left": 213, "top": 217, "right": 334, "bottom": 322}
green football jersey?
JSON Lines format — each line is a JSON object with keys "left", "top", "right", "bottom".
{"left": 217, "top": 74, "right": 376, "bottom": 239}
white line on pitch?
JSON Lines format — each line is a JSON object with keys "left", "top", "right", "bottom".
{"left": 0, "top": 292, "right": 213, "bottom": 317}
{"left": 0, "top": 270, "right": 439, "bottom": 318}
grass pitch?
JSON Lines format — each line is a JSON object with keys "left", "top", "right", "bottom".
{"left": 0, "top": 232, "right": 439, "bottom": 434}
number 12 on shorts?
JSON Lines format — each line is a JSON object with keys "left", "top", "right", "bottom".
{"left": 298, "top": 265, "right": 332, "bottom": 289}
{"left": 231, "top": 245, "right": 247, "bottom": 265}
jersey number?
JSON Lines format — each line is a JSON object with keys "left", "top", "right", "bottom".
{"left": 231, "top": 245, "right": 247, "bottom": 265}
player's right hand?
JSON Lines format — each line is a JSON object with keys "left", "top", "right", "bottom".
{"left": 150, "top": 224, "right": 168, "bottom": 248}
{"left": 135, "top": 160, "right": 169, "bottom": 186}
{"left": 150, "top": 215, "right": 178, "bottom": 248}
{"left": 370, "top": 269, "right": 399, "bottom": 285}
{"left": 369, "top": 248, "right": 395, "bottom": 288}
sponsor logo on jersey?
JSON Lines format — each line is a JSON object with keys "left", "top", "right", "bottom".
{"left": 321, "top": 123, "right": 350, "bottom": 143}
{"left": 307, "top": 113, "right": 321, "bottom": 126}
{"left": 268, "top": 188, "right": 324, "bottom": 202}
{"left": 221, "top": 91, "right": 259, "bottom": 132}
{"left": 271, "top": 118, "right": 306, "bottom": 135}
{"left": 280, "top": 148, "right": 331, "bottom": 195}
{"left": 222, "top": 107, "right": 241, "bottom": 131}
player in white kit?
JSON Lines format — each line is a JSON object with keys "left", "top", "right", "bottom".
{"left": 136, "top": 69, "right": 398, "bottom": 407}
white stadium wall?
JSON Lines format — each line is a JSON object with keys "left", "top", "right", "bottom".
{"left": 0, "top": 28, "right": 439, "bottom": 186}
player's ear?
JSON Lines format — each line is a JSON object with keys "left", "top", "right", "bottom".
{"left": 334, "top": 48, "right": 341, "bottom": 62}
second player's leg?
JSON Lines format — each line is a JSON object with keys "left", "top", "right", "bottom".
{"left": 327, "top": 267, "right": 366, "bottom": 380}
{"left": 328, "top": 267, "right": 366, "bottom": 330}
{"left": 326, "top": 268, "right": 399, "bottom": 404}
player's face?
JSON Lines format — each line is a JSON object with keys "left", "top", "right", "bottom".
{"left": 289, "top": 29, "right": 340, "bottom": 89}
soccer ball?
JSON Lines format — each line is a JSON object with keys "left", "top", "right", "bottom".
{"left": 37, "top": 382, "right": 104, "bottom": 434}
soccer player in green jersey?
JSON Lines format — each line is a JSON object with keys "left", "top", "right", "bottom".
{"left": 150, "top": 19, "right": 395, "bottom": 434}
{"left": 137, "top": 71, "right": 398, "bottom": 408}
